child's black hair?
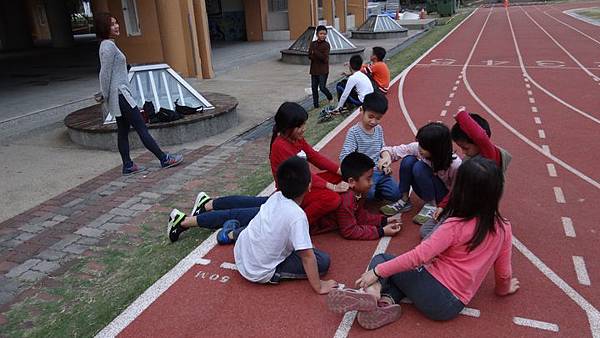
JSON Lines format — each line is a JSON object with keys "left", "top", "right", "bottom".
{"left": 362, "top": 92, "right": 388, "bottom": 115}
{"left": 340, "top": 152, "right": 374, "bottom": 181}
{"left": 415, "top": 122, "right": 454, "bottom": 172}
{"left": 451, "top": 113, "right": 491, "bottom": 144}
{"left": 276, "top": 156, "right": 311, "bottom": 199}
{"left": 270, "top": 102, "right": 309, "bottom": 153}
{"left": 442, "top": 157, "right": 505, "bottom": 252}
{"left": 372, "top": 47, "right": 386, "bottom": 62}
{"left": 316, "top": 25, "right": 327, "bottom": 33}
{"left": 349, "top": 55, "right": 363, "bottom": 71}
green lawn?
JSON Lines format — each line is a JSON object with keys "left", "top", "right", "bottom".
{"left": 0, "top": 10, "right": 471, "bottom": 338}
{"left": 576, "top": 7, "right": 600, "bottom": 20}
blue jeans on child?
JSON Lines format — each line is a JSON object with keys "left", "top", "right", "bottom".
{"left": 369, "top": 253, "right": 464, "bottom": 320}
{"left": 270, "top": 248, "right": 330, "bottom": 283}
{"left": 399, "top": 155, "right": 448, "bottom": 203}
{"left": 196, "top": 195, "right": 268, "bottom": 229}
{"left": 367, "top": 169, "right": 401, "bottom": 201}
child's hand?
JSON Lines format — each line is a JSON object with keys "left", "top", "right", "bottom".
{"left": 382, "top": 165, "right": 392, "bottom": 175}
{"left": 432, "top": 207, "right": 444, "bottom": 220}
{"left": 356, "top": 269, "right": 379, "bottom": 289}
{"left": 377, "top": 152, "right": 392, "bottom": 171}
{"left": 319, "top": 279, "right": 338, "bottom": 294}
{"left": 387, "top": 214, "right": 402, "bottom": 223}
{"left": 383, "top": 223, "right": 402, "bottom": 236}
{"left": 333, "top": 181, "right": 350, "bottom": 192}
{"left": 507, "top": 278, "right": 520, "bottom": 295}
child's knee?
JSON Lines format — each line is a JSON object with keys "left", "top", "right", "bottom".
{"left": 412, "top": 160, "right": 431, "bottom": 178}
{"left": 400, "top": 155, "right": 418, "bottom": 171}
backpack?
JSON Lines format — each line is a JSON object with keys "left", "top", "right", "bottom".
{"left": 157, "top": 107, "right": 183, "bottom": 123}
{"left": 175, "top": 99, "right": 204, "bottom": 115}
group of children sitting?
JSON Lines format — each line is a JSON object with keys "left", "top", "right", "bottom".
{"left": 166, "top": 88, "right": 520, "bottom": 329}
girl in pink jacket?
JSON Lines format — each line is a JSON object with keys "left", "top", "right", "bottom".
{"left": 327, "top": 157, "right": 519, "bottom": 329}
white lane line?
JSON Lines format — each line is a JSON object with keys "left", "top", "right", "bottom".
{"left": 460, "top": 307, "right": 481, "bottom": 318}
{"left": 573, "top": 256, "right": 591, "bottom": 286}
{"left": 527, "top": 90, "right": 533, "bottom": 96}
{"left": 542, "top": 144, "right": 551, "bottom": 154}
{"left": 220, "top": 262, "right": 237, "bottom": 270}
{"left": 513, "top": 317, "right": 559, "bottom": 332}
{"left": 561, "top": 217, "right": 576, "bottom": 238}
{"left": 445, "top": 100, "right": 452, "bottom": 107}
{"left": 455, "top": 80, "right": 460, "bottom": 85}
{"left": 531, "top": 106, "right": 538, "bottom": 113}
{"left": 441, "top": 109, "right": 448, "bottom": 116}
{"left": 461, "top": 8, "right": 600, "bottom": 190}
{"left": 525, "top": 83, "right": 531, "bottom": 89}
{"left": 452, "top": 86, "right": 458, "bottom": 91}
{"left": 529, "top": 97, "right": 536, "bottom": 104}
{"left": 547, "top": 163, "right": 557, "bottom": 177}
{"left": 458, "top": 75, "right": 463, "bottom": 79}
{"left": 553, "top": 187, "right": 566, "bottom": 203}
{"left": 538, "top": 129, "right": 546, "bottom": 139}
{"left": 520, "top": 6, "right": 600, "bottom": 82}
{"left": 449, "top": 92, "right": 455, "bottom": 98}
{"left": 197, "top": 258, "right": 211, "bottom": 265}
{"left": 534, "top": 117, "right": 542, "bottom": 124}
{"left": 508, "top": 9, "right": 600, "bottom": 126}
{"left": 543, "top": 9, "right": 600, "bottom": 45}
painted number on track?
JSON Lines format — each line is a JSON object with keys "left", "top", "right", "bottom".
{"left": 536, "top": 60, "right": 565, "bottom": 68}
{"left": 195, "top": 270, "right": 230, "bottom": 284}
{"left": 430, "top": 58, "right": 456, "bottom": 65}
{"left": 481, "top": 60, "right": 509, "bottom": 66}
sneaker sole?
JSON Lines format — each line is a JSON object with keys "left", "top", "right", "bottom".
{"left": 327, "top": 289, "right": 377, "bottom": 314}
{"left": 162, "top": 158, "right": 184, "bottom": 169}
{"left": 122, "top": 167, "right": 146, "bottom": 176}
{"left": 357, "top": 304, "right": 402, "bottom": 330}
{"left": 191, "top": 192, "right": 210, "bottom": 215}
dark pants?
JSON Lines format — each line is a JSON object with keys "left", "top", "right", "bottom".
{"left": 311, "top": 74, "right": 333, "bottom": 108}
{"left": 336, "top": 79, "right": 362, "bottom": 107}
{"left": 196, "top": 195, "right": 267, "bottom": 230}
{"left": 116, "top": 94, "right": 165, "bottom": 168}
{"left": 270, "top": 248, "right": 330, "bottom": 283}
{"left": 399, "top": 155, "right": 448, "bottom": 203}
{"left": 369, "top": 253, "right": 464, "bottom": 321}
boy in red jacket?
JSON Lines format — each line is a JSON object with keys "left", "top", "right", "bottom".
{"left": 316, "top": 152, "right": 402, "bottom": 240}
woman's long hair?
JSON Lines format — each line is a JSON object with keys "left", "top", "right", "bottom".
{"left": 416, "top": 122, "right": 454, "bottom": 172}
{"left": 94, "top": 13, "right": 114, "bottom": 40}
{"left": 442, "top": 157, "right": 505, "bottom": 252}
{"left": 269, "top": 102, "right": 309, "bottom": 153}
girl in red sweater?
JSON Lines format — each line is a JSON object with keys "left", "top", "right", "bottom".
{"left": 327, "top": 157, "right": 519, "bottom": 329}
{"left": 270, "top": 102, "right": 348, "bottom": 228}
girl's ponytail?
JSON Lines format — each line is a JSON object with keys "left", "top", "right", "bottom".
{"left": 269, "top": 124, "right": 278, "bottom": 154}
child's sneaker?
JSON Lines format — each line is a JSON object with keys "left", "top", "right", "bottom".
{"left": 122, "top": 163, "right": 145, "bottom": 176}
{"left": 216, "top": 219, "right": 241, "bottom": 245}
{"left": 412, "top": 204, "right": 437, "bottom": 225}
{"left": 356, "top": 301, "right": 402, "bottom": 330}
{"left": 167, "top": 209, "right": 187, "bottom": 243}
{"left": 327, "top": 288, "right": 378, "bottom": 314}
{"left": 161, "top": 153, "right": 184, "bottom": 168}
{"left": 191, "top": 192, "right": 211, "bottom": 216}
{"left": 380, "top": 199, "right": 413, "bottom": 216}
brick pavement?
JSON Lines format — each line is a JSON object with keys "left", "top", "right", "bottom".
{"left": 0, "top": 121, "right": 273, "bottom": 316}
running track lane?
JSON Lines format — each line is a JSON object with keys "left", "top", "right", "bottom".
{"left": 545, "top": 2, "right": 600, "bottom": 39}
{"left": 400, "top": 6, "right": 599, "bottom": 337}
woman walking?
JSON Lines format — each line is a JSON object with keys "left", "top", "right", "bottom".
{"left": 96, "top": 13, "right": 182, "bottom": 175}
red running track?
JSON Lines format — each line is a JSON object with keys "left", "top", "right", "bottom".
{"left": 100, "top": 5, "right": 600, "bottom": 338}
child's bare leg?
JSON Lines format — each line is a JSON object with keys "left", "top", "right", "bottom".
{"left": 180, "top": 216, "right": 198, "bottom": 229}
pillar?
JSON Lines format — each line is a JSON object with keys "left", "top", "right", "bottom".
{"left": 335, "top": 0, "right": 346, "bottom": 32}
{"left": 192, "top": 0, "right": 214, "bottom": 79}
{"left": 243, "top": 0, "right": 266, "bottom": 41}
{"left": 288, "top": 0, "right": 313, "bottom": 40}
{"left": 323, "top": 0, "right": 334, "bottom": 25}
{"left": 155, "top": 0, "right": 196, "bottom": 77}
{"left": 347, "top": 0, "right": 366, "bottom": 28}
{"left": 44, "top": 0, "right": 74, "bottom": 48}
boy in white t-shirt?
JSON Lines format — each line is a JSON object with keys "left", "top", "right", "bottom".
{"left": 334, "top": 55, "right": 374, "bottom": 112}
{"left": 233, "top": 156, "right": 338, "bottom": 294}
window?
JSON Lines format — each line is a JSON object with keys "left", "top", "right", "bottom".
{"left": 121, "top": 0, "right": 141, "bottom": 36}
{"left": 268, "top": 0, "right": 288, "bottom": 12}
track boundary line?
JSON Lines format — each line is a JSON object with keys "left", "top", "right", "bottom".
{"left": 506, "top": 7, "right": 600, "bottom": 126}
{"left": 541, "top": 6, "right": 600, "bottom": 46}
{"left": 399, "top": 6, "right": 600, "bottom": 337}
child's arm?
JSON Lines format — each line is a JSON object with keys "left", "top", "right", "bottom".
{"left": 379, "top": 142, "right": 419, "bottom": 165}
{"left": 298, "top": 249, "right": 337, "bottom": 294}
{"left": 455, "top": 110, "right": 498, "bottom": 161}
{"left": 301, "top": 139, "right": 339, "bottom": 174}
{"left": 336, "top": 195, "right": 385, "bottom": 240}
{"left": 335, "top": 75, "right": 358, "bottom": 110}
{"left": 339, "top": 128, "right": 359, "bottom": 162}
{"left": 310, "top": 42, "right": 329, "bottom": 63}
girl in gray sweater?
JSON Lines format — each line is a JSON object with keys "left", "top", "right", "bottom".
{"left": 96, "top": 13, "right": 182, "bottom": 175}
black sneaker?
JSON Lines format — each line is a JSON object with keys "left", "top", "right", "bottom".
{"left": 191, "top": 192, "right": 211, "bottom": 216}
{"left": 167, "top": 209, "right": 188, "bottom": 243}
